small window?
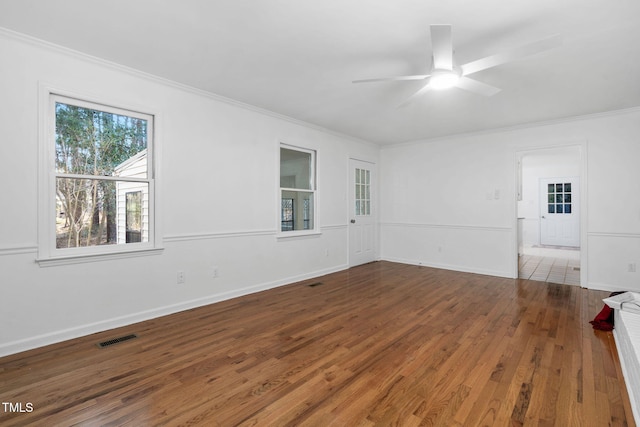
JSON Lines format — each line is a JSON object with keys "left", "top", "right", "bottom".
{"left": 280, "top": 145, "right": 316, "bottom": 233}
{"left": 355, "top": 168, "right": 371, "bottom": 216}
{"left": 125, "top": 191, "right": 142, "bottom": 243}
{"left": 39, "top": 93, "right": 157, "bottom": 262}
{"left": 547, "top": 181, "right": 572, "bottom": 215}
{"left": 281, "top": 198, "right": 294, "bottom": 231}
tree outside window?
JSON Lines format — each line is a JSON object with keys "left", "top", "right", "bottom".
{"left": 53, "top": 97, "right": 152, "bottom": 250}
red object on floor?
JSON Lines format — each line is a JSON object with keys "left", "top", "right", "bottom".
{"left": 590, "top": 304, "right": 614, "bottom": 331}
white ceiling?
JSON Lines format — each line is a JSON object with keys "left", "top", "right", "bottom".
{"left": 1, "top": 0, "right": 639, "bottom": 145}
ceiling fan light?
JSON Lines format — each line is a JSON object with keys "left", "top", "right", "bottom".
{"left": 429, "top": 71, "right": 460, "bottom": 90}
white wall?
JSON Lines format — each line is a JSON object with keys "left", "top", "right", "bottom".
{"left": 380, "top": 108, "right": 640, "bottom": 292}
{"left": 0, "top": 30, "right": 378, "bottom": 357}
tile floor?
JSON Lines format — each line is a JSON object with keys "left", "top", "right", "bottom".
{"left": 518, "top": 246, "right": 581, "bottom": 286}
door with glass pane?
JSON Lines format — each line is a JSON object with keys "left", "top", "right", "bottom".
{"left": 349, "top": 159, "right": 376, "bottom": 266}
{"left": 540, "top": 177, "right": 579, "bottom": 247}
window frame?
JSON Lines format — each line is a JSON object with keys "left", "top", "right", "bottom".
{"left": 277, "top": 143, "right": 319, "bottom": 238}
{"left": 37, "top": 88, "right": 162, "bottom": 265}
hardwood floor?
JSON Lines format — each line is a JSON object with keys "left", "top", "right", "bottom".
{"left": 0, "top": 261, "right": 634, "bottom": 426}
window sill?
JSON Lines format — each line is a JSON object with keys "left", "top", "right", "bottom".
{"left": 276, "top": 230, "right": 322, "bottom": 240}
{"left": 36, "top": 247, "right": 164, "bottom": 267}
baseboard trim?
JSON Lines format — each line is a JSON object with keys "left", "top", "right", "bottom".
{"left": 0, "top": 263, "right": 349, "bottom": 358}
{"left": 380, "top": 256, "right": 512, "bottom": 279}
{"left": 585, "top": 281, "right": 633, "bottom": 292}
{"left": 613, "top": 311, "right": 640, "bottom": 425}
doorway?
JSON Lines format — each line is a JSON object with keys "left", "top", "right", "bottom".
{"left": 516, "top": 146, "right": 583, "bottom": 285}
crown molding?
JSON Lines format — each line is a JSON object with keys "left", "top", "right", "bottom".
{"left": 0, "top": 26, "right": 377, "bottom": 149}
{"left": 384, "top": 105, "right": 640, "bottom": 149}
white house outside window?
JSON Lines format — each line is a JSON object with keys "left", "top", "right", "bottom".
{"left": 39, "top": 93, "right": 157, "bottom": 263}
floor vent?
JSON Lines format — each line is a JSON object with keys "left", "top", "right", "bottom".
{"left": 97, "top": 334, "right": 138, "bottom": 348}
{"left": 308, "top": 282, "right": 324, "bottom": 287}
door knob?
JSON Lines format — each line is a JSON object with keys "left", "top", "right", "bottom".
{"left": 350, "top": 219, "right": 356, "bottom": 224}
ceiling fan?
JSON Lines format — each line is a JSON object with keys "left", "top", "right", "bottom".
{"left": 353, "top": 25, "right": 562, "bottom": 105}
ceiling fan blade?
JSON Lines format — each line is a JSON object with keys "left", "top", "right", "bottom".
{"left": 430, "top": 24, "right": 453, "bottom": 71}
{"left": 397, "top": 82, "right": 433, "bottom": 108}
{"left": 352, "top": 75, "right": 430, "bottom": 84}
{"left": 455, "top": 77, "right": 501, "bottom": 96}
{"left": 461, "top": 34, "right": 562, "bottom": 76}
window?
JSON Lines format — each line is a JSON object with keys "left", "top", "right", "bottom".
{"left": 354, "top": 167, "right": 371, "bottom": 216}
{"left": 281, "top": 198, "right": 294, "bottom": 231}
{"left": 279, "top": 145, "right": 316, "bottom": 233}
{"left": 547, "top": 182, "right": 572, "bottom": 214}
{"left": 125, "top": 191, "right": 142, "bottom": 243}
{"left": 39, "top": 93, "right": 157, "bottom": 262}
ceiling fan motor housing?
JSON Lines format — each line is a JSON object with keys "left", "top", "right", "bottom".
{"left": 429, "top": 67, "right": 462, "bottom": 89}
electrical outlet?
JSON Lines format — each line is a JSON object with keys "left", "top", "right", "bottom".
{"left": 177, "top": 271, "right": 185, "bottom": 284}
{"left": 629, "top": 263, "right": 636, "bottom": 273}
{"left": 211, "top": 266, "right": 218, "bottom": 278}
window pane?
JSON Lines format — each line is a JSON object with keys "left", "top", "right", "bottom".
{"left": 556, "top": 194, "right": 563, "bottom": 203}
{"left": 354, "top": 167, "right": 371, "bottom": 217}
{"left": 281, "top": 191, "right": 313, "bottom": 231}
{"left": 125, "top": 191, "right": 142, "bottom": 243}
{"left": 281, "top": 198, "right": 294, "bottom": 231}
{"left": 564, "top": 194, "right": 571, "bottom": 203}
{"left": 556, "top": 184, "right": 563, "bottom": 192}
{"left": 556, "top": 204, "right": 563, "bottom": 213}
{"left": 548, "top": 194, "right": 554, "bottom": 203}
{"left": 548, "top": 204, "right": 555, "bottom": 213}
{"left": 564, "top": 183, "right": 571, "bottom": 192}
{"left": 55, "top": 102, "right": 148, "bottom": 178}
{"left": 548, "top": 184, "right": 555, "bottom": 193}
{"left": 565, "top": 204, "right": 572, "bottom": 214}
{"left": 56, "top": 178, "right": 149, "bottom": 248}
{"left": 280, "top": 148, "right": 311, "bottom": 190}
{"left": 303, "top": 198, "right": 312, "bottom": 230}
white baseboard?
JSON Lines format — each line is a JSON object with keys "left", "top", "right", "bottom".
{"left": 585, "top": 281, "right": 632, "bottom": 292}
{"left": 380, "top": 256, "right": 512, "bottom": 279}
{"left": 0, "top": 263, "right": 348, "bottom": 358}
{"left": 613, "top": 310, "right": 640, "bottom": 425}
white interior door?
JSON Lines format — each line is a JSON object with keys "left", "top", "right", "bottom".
{"left": 349, "top": 159, "right": 376, "bottom": 266}
{"left": 540, "top": 177, "right": 579, "bottom": 247}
